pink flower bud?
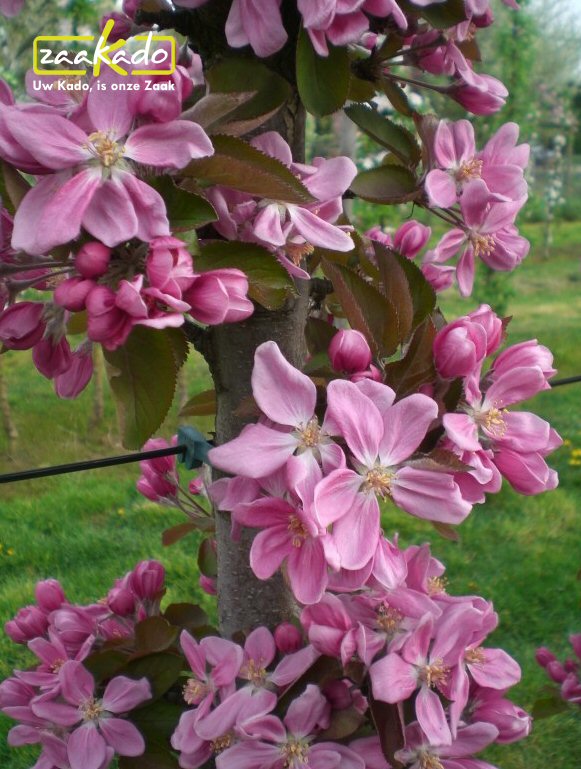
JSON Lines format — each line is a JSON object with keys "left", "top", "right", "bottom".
{"left": 350, "top": 364, "right": 382, "bottom": 383}
{"left": 449, "top": 75, "right": 508, "bottom": 115}
{"left": 99, "top": 12, "right": 133, "bottom": 43}
{"left": 546, "top": 660, "right": 567, "bottom": 683}
{"left": 122, "top": 0, "right": 139, "bottom": 17}
{"left": 493, "top": 340, "right": 556, "bottom": 381}
{"left": 34, "top": 579, "right": 66, "bottom": 613}
{"left": 189, "top": 477, "right": 204, "bottom": 495}
{"left": 329, "top": 330, "right": 372, "bottom": 374}
{"left": 561, "top": 673, "right": 581, "bottom": 703}
{"left": 54, "top": 345, "right": 94, "bottom": 399}
{"left": 570, "top": 634, "right": 581, "bottom": 661}
{"left": 0, "top": 302, "right": 45, "bottom": 350}
{"left": 393, "top": 220, "right": 431, "bottom": 259}
{"left": 185, "top": 268, "right": 253, "bottom": 325}
{"left": 365, "top": 226, "right": 392, "bottom": 248}
{"left": 74, "top": 243, "right": 112, "bottom": 279}
{"left": 130, "top": 560, "right": 165, "bottom": 600}
{"left": 535, "top": 647, "right": 556, "bottom": 668}
{"left": 323, "top": 680, "right": 352, "bottom": 710}
{"left": 33, "top": 336, "right": 73, "bottom": 379}
{"left": 434, "top": 317, "right": 488, "bottom": 378}
{"left": 199, "top": 575, "right": 217, "bottom": 596}
{"left": 564, "top": 658, "right": 579, "bottom": 674}
{"left": 274, "top": 622, "right": 303, "bottom": 654}
{"left": 5, "top": 606, "right": 48, "bottom": 644}
{"left": 421, "top": 261, "right": 456, "bottom": 293}
{"left": 0, "top": 677, "right": 35, "bottom": 709}
{"left": 54, "top": 277, "right": 96, "bottom": 312}
{"left": 107, "top": 574, "right": 136, "bottom": 616}
{"left": 473, "top": 693, "right": 531, "bottom": 744}
{"left": 50, "top": 606, "right": 100, "bottom": 652}
{"left": 468, "top": 304, "right": 503, "bottom": 354}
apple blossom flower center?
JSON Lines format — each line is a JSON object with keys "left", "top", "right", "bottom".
{"left": 297, "top": 417, "right": 321, "bottom": 449}
{"left": 286, "top": 242, "right": 315, "bottom": 266}
{"left": 281, "top": 737, "right": 310, "bottom": 767}
{"left": 470, "top": 233, "right": 496, "bottom": 258}
{"left": 244, "top": 658, "right": 268, "bottom": 686}
{"left": 427, "top": 576, "right": 447, "bottom": 595}
{"left": 49, "top": 658, "right": 66, "bottom": 673}
{"left": 87, "top": 131, "right": 125, "bottom": 168}
{"left": 376, "top": 604, "right": 403, "bottom": 636}
{"left": 478, "top": 406, "right": 507, "bottom": 438}
{"left": 456, "top": 158, "right": 482, "bottom": 182}
{"left": 80, "top": 697, "right": 104, "bottom": 722}
{"left": 465, "top": 646, "right": 486, "bottom": 665}
{"left": 182, "top": 677, "right": 210, "bottom": 705}
{"left": 420, "top": 658, "right": 449, "bottom": 688}
{"left": 362, "top": 466, "right": 394, "bottom": 496}
{"left": 211, "top": 733, "right": 233, "bottom": 754}
{"left": 418, "top": 751, "right": 444, "bottom": 769}
{"left": 288, "top": 515, "right": 309, "bottom": 547}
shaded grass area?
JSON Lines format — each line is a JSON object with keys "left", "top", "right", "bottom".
{"left": 1, "top": 222, "right": 581, "bottom": 767}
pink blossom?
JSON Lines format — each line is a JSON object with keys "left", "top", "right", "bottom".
{"left": 314, "top": 380, "right": 470, "bottom": 569}
{"left": 393, "top": 220, "right": 432, "bottom": 258}
{"left": 449, "top": 74, "right": 509, "bottom": 115}
{"left": 329, "top": 329, "right": 372, "bottom": 374}
{"left": 137, "top": 437, "right": 180, "bottom": 503}
{"left": 74, "top": 242, "right": 111, "bottom": 279}
{"left": 184, "top": 267, "right": 253, "bottom": 324}
{"left": 129, "top": 560, "right": 165, "bottom": 601}
{"left": 54, "top": 344, "right": 94, "bottom": 399}
{"left": 31, "top": 661, "right": 151, "bottom": 769}
{"left": 0, "top": 301, "right": 45, "bottom": 349}
{"left": 35, "top": 580, "right": 66, "bottom": 613}
{"left": 274, "top": 623, "right": 304, "bottom": 654}
{"left": 3, "top": 81, "right": 213, "bottom": 254}
{"left": 433, "top": 315, "right": 488, "bottom": 379}
{"left": 468, "top": 686, "right": 531, "bottom": 744}
{"left": 395, "top": 721, "right": 499, "bottom": 768}
{"left": 5, "top": 606, "right": 48, "bottom": 644}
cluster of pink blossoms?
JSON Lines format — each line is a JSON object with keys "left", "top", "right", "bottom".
{"left": 369, "top": 120, "right": 531, "bottom": 298}
{"left": 1, "top": 562, "right": 168, "bottom": 769}
{"left": 537, "top": 633, "right": 581, "bottom": 707}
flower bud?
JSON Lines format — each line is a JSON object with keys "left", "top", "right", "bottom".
{"left": 473, "top": 695, "right": 532, "bottom": 744}
{"left": 185, "top": 269, "right": 253, "bottom": 325}
{"left": 199, "top": 575, "right": 217, "bottom": 596}
{"left": 393, "top": 220, "right": 431, "bottom": 259}
{"left": 55, "top": 345, "right": 94, "bottom": 399}
{"left": 5, "top": 606, "right": 48, "bottom": 644}
{"left": 99, "top": 12, "right": 133, "bottom": 43}
{"left": 535, "top": 647, "right": 556, "bottom": 668}
{"left": 468, "top": 304, "right": 503, "bottom": 355}
{"left": 329, "top": 330, "right": 372, "bottom": 374}
{"left": 74, "top": 243, "right": 112, "bottom": 279}
{"left": 34, "top": 579, "right": 66, "bottom": 613}
{"left": 449, "top": 75, "right": 508, "bottom": 116}
{"left": 546, "top": 660, "right": 567, "bottom": 683}
{"left": 434, "top": 317, "right": 488, "bottom": 378}
{"left": 130, "top": 560, "right": 165, "bottom": 600}
{"left": 54, "top": 277, "right": 96, "bottom": 312}
{"left": 274, "top": 622, "right": 303, "bottom": 654}
{"left": 323, "top": 680, "right": 352, "bottom": 710}
{"left": 493, "top": 340, "right": 556, "bottom": 381}
{"left": 107, "top": 574, "right": 135, "bottom": 616}
{"left": 350, "top": 364, "right": 382, "bottom": 383}
{"left": 570, "top": 634, "right": 581, "bottom": 661}
{"left": 33, "top": 336, "right": 73, "bottom": 380}
{"left": 0, "top": 302, "right": 45, "bottom": 350}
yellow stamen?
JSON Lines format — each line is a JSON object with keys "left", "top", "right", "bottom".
{"left": 288, "top": 515, "right": 308, "bottom": 548}
{"left": 244, "top": 658, "right": 268, "bottom": 687}
{"left": 286, "top": 242, "right": 314, "bottom": 266}
{"left": 465, "top": 647, "right": 486, "bottom": 665}
{"left": 419, "top": 752, "right": 445, "bottom": 769}
{"left": 427, "top": 576, "right": 447, "bottom": 595}
{"left": 362, "top": 466, "right": 393, "bottom": 497}
{"left": 211, "top": 734, "right": 233, "bottom": 754}
{"left": 298, "top": 417, "right": 321, "bottom": 449}
{"left": 456, "top": 158, "right": 483, "bottom": 182}
{"left": 182, "top": 678, "right": 209, "bottom": 705}
{"left": 281, "top": 738, "right": 310, "bottom": 767}
{"left": 420, "top": 658, "right": 449, "bottom": 688}
{"left": 87, "top": 131, "right": 125, "bottom": 168}
{"left": 376, "top": 604, "right": 403, "bottom": 636}
{"left": 478, "top": 406, "right": 507, "bottom": 438}
{"left": 470, "top": 233, "right": 496, "bottom": 259}
{"left": 80, "top": 698, "right": 104, "bottom": 722}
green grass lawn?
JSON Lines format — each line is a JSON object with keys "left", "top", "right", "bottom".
{"left": 1, "top": 222, "right": 581, "bottom": 767}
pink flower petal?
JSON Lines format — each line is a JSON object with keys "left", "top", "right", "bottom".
{"left": 209, "top": 423, "right": 298, "bottom": 478}
{"left": 102, "top": 676, "right": 151, "bottom": 713}
{"left": 326, "top": 379, "right": 382, "bottom": 466}
{"left": 99, "top": 717, "right": 145, "bottom": 756}
{"left": 124, "top": 120, "right": 213, "bottom": 168}
{"left": 416, "top": 685, "right": 452, "bottom": 745}
{"left": 378, "top": 394, "right": 438, "bottom": 466}
{"left": 370, "top": 653, "right": 417, "bottom": 703}
{"left": 67, "top": 723, "right": 107, "bottom": 769}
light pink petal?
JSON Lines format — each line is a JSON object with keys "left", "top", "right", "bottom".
{"left": 468, "top": 648, "right": 521, "bottom": 689}
{"left": 253, "top": 204, "right": 286, "bottom": 247}
{"left": 270, "top": 645, "right": 320, "bottom": 687}
{"left": 284, "top": 684, "right": 329, "bottom": 738}
{"left": 352, "top": 379, "right": 396, "bottom": 411}
{"left": 457, "top": 245, "right": 476, "bottom": 297}
{"left": 5, "top": 110, "right": 89, "bottom": 169}
{"left": 99, "top": 717, "right": 145, "bottom": 756}
{"left": 425, "top": 170, "right": 457, "bottom": 208}
{"left": 209, "top": 424, "right": 298, "bottom": 478}
{"left": 60, "top": 660, "right": 95, "bottom": 706}
{"left": 392, "top": 467, "right": 472, "bottom": 524}
{"left": 416, "top": 685, "right": 452, "bottom": 745}
{"left": 287, "top": 205, "right": 354, "bottom": 251}
{"left": 235, "top": 497, "right": 295, "bottom": 528}
{"left": 330, "top": 495, "right": 380, "bottom": 571}
{"left": 203, "top": 637, "right": 244, "bottom": 686}
{"left": 180, "top": 630, "right": 207, "bottom": 679}
{"left": 81, "top": 177, "right": 139, "bottom": 247}
{"left": 484, "top": 366, "right": 547, "bottom": 409}
{"left": 370, "top": 653, "right": 417, "bottom": 703}
{"left": 216, "top": 741, "right": 280, "bottom": 769}
{"left": 30, "top": 699, "right": 81, "bottom": 727}
{"left": 444, "top": 722, "right": 499, "bottom": 757}
{"left": 314, "top": 468, "right": 364, "bottom": 527}
{"left": 67, "top": 724, "right": 107, "bottom": 769}
{"left": 402, "top": 613, "right": 433, "bottom": 664}
{"left": 225, "top": 0, "right": 288, "bottom": 58}
{"left": 87, "top": 74, "right": 133, "bottom": 137}
{"left": 116, "top": 172, "right": 171, "bottom": 242}
{"left": 250, "top": 526, "right": 293, "bottom": 579}
{"left": 102, "top": 676, "right": 151, "bottom": 713}
{"left": 252, "top": 341, "right": 317, "bottom": 427}
{"left": 245, "top": 627, "right": 276, "bottom": 668}
{"left": 288, "top": 539, "right": 329, "bottom": 605}
{"left": 303, "top": 157, "right": 357, "bottom": 200}
{"left": 196, "top": 687, "right": 276, "bottom": 741}
{"left": 378, "top": 394, "right": 438, "bottom": 466}
{"left": 433, "top": 121, "right": 457, "bottom": 167}
{"left": 251, "top": 131, "right": 293, "bottom": 166}
{"left": 326, "top": 379, "right": 381, "bottom": 466}
{"left": 125, "top": 121, "right": 213, "bottom": 168}
{"left": 443, "top": 413, "right": 480, "bottom": 452}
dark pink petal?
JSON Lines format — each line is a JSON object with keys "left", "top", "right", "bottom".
{"left": 378, "top": 394, "right": 438, "bottom": 466}
{"left": 81, "top": 178, "right": 138, "bottom": 247}
{"left": 370, "top": 653, "right": 417, "bottom": 703}
{"left": 5, "top": 110, "right": 90, "bottom": 169}
{"left": 244, "top": 627, "right": 276, "bottom": 669}
{"left": 215, "top": 741, "right": 280, "bottom": 769}
{"left": 330, "top": 495, "right": 380, "bottom": 571}
{"left": 235, "top": 497, "right": 295, "bottom": 528}
{"left": 443, "top": 723, "right": 499, "bottom": 757}
{"left": 59, "top": 660, "right": 95, "bottom": 706}
{"left": 250, "top": 526, "right": 293, "bottom": 579}
{"left": 203, "top": 637, "right": 244, "bottom": 687}
{"left": 284, "top": 684, "right": 329, "bottom": 737}
{"left": 252, "top": 341, "right": 317, "bottom": 427}
{"left": 67, "top": 723, "right": 107, "bottom": 769}
{"left": 416, "top": 685, "right": 452, "bottom": 745}
{"left": 99, "top": 717, "right": 145, "bottom": 756}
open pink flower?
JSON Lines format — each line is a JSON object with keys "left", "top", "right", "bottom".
{"left": 395, "top": 721, "right": 499, "bottom": 769}
{"left": 314, "top": 380, "right": 470, "bottom": 570}
{"left": 31, "top": 661, "right": 151, "bottom": 769}
{"left": 4, "top": 82, "right": 213, "bottom": 254}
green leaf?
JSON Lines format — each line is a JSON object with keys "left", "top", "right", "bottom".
{"left": 384, "top": 317, "right": 437, "bottom": 397}
{"left": 344, "top": 105, "right": 420, "bottom": 166}
{"left": 381, "top": 78, "right": 414, "bottom": 117}
{"left": 372, "top": 244, "right": 414, "bottom": 344}
{"left": 198, "top": 538, "right": 218, "bottom": 578}
{"left": 162, "top": 522, "right": 200, "bottom": 547}
{"left": 163, "top": 602, "right": 211, "bottom": 636}
{"left": 134, "top": 617, "right": 178, "bottom": 654}
{"left": 417, "top": 0, "right": 468, "bottom": 28}
{"left": 152, "top": 178, "right": 217, "bottom": 231}
{"left": 296, "top": 27, "right": 350, "bottom": 117}
{"left": 206, "top": 57, "right": 292, "bottom": 123}
{"left": 119, "top": 745, "right": 180, "bottom": 769}
{"left": 196, "top": 240, "right": 296, "bottom": 310}
{"left": 350, "top": 165, "right": 418, "bottom": 204}
{"left": 83, "top": 650, "right": 129, "bottom": 683}
{"left": 532, "top": 693, "right": 570, "bottom": 719}
{"left": 322, "top": 260, "right": 401, "bottom": 358}
{"left": 103, "top": 327, "right": 182, "bottom": 450}
{"left": 373, "top": 242, "right": 435, "bottom": 330}
{"left": 305, "top": 317, "right": 338, "bottom": 357}
{"left": 131, "top": 700, "right": 188, "bottom": 741}
{"left": 179, "top": 389, "right": 217, "bottom": 417}
{"left": 181, "top": 91, "right": 257, "bottom": 132}
{"left": 183, "top": 135, "right": 315, "bottom": 205}
{"left": 123, "top": 652, "right": 184, "bottom": 702}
